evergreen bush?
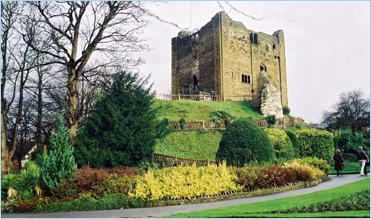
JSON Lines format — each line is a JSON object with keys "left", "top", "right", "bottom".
{"left": 294, "top": 128, "right": 334, "bottom": 162}
{"left": 216, "top": 120, "right": 275, "bottom": 167}
{"left": 264, "top": 128, "right": 295, "bottom": 159}
{"left": 41, "top": 115, "right": 77, "bottom": 195}
{"left": 283, "top": 106, "right": 291, "bottom": 115}
{"left": 266, "top": 115, "right": 277, "bottom": 127}
{"left": 74, "top": 72, "right": 168, "bottom": 168}
{"left": 286, "top": 130, "right": 300, "bottom": 157}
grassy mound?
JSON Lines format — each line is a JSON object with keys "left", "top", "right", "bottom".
{"left": 155, "top": 131, "right": 222, "bottom": 160}
{"left": 154, "top": 100, "right": 262, "bottom": 122}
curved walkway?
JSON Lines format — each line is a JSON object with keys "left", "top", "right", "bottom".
{"left": 2, "top": 174, "right": 369, "bottom": 218}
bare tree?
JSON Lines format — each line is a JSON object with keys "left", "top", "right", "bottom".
{"left": 1, "top": 1, "right": 20, "bottom": 173}
{"left": 25, "top": 1, "right": 149, "bottom": 139}
{"left": 322, "top": 90, "right": 370, "bottom": 132}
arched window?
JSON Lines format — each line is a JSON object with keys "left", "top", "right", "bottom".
{"left": 260, "top": 64, "right": 267, "bottom": 72}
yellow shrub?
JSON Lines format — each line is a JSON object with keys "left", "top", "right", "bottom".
{"left": 284, "top": 160, "right": 326, "bottom": 181}
{"left": 129, "top": 162, "right": 243, "bottom": 200}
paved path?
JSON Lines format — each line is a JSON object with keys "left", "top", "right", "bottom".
{"left": 2, "top": 174, "right": 369, "bottom": 218}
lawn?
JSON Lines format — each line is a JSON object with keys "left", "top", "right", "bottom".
{"left": 329, "top": 161, "right": 370, "bottom": 175}
{"left": 166, "top": 178, "right": 370, "bottom": 218}
{"left": 154, "top": 100, "right": 262, "bottom": 122}
{"left": 155, "top": 130, "right": 222, "bottom": 160}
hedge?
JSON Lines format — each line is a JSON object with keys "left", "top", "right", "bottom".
{"left": 264, "top": 128, "right": 295, "bottom": 159}
{"left": 293, "top": 128, "right": 335, "bottom": 162}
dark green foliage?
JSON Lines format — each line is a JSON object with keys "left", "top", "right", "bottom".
{"left": 210, "top": 110, "right": 236, "bottom": 125}
{"left": 286, "top": 130, "right": 300, "bottom": 157}
{"left": 33, "top": 193, "right": 155, "bottom": 213}
{"left": 74, "top": 72, "right": 167, "bottom": 168}
{"left": 294, "top": 128, "right": 335, "bottom": 162}
{"left": 271, "top": 189, "right": 370, "bottom": 213}
{"left": 283, "top": 106, "right": 291, "bottom": 115}
{"left": 333, "top": 129, "right": 365, "bottom": 153}
{"left": 179, "top": 117, "right": 186, "bottom": 130}
{"left": 266, "top": 115, "right": 276, "bottom": 127}
{"left": 41, "top": 115, "right": 77, "bottom": 194}
{"left": 342, "top": 153, "right": 358, "bottom": 162}
{"left": 216, "top": 120, "right": 275, "bottom": 166}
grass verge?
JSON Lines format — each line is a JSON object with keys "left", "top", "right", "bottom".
{"left": 165, "top": 178, "right": 370, "bottom": 218}
{"left": 155, "top": 130, "right": 222, "bottom": 160}
{"left": 154, "top": 100, "right": 262, "bottom": 122}
{"left": 329, "top": 161, "right": 370, "bottom": 175}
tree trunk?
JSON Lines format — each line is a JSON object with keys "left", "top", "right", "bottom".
{"left": 1, "top": 109, "right": 8, "bottom": 174}
{"left": 36, "top": 73, "right": 43, "bottom": 147}
{"left": 67, "top": 68, "right": 80, "bottom": 139}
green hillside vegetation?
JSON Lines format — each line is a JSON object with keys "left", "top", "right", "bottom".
{"left": 155, "top": 131, "right": 222, "bottom": 160}
{"left": 154, "top": 100, "right": 262, "bottom": 122}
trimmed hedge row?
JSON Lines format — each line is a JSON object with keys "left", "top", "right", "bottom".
{"left": 293, "top": 128, "right": 335, "bottom": 162}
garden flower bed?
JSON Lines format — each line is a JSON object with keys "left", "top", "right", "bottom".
{"left": 1, "top": 159, "right": 327, "bottom": 213}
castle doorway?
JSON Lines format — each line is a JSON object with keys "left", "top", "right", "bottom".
{"left": 193, "top": 75, "right": 198, "bottom": 88}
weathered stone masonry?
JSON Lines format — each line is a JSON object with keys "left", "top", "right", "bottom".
{"left": 171, "top": 12, "right": 289, "bottom": 110}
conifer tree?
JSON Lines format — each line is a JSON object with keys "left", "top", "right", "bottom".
{"left": 41, "top": 115, "right": 77, "bottom": 194}
{"left": 74, "top": 71, "right": 168, "bottom": 168}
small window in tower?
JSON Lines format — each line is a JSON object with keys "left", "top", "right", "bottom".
{"left": 242, "top": 74, "right": 245, "bottom": 83}
{"left": 247, "top": 76, "right": 251, "bottom": 84}
{"left": 249, "top": 32, "right": 254, "bottom": 44}
{"left": 254, "top": 33, "right": 258, "bottom": 44}
{"left": 273, "top": 44, "right": 276, "bottom": 50}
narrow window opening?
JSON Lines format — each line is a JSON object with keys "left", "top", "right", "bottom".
{"left": 272, "top": 44, "right": 276, "bottom": 50}
{"left": 247, "top": 76, "right": 251, "bottom": 84}
{"left": 241, "top": 74, "right": 245, "bottom": 83}
{"left": 254, "top": 33, "right": 258, "bottom": 44}
{"left": 249, "top": 32, "right": 254, "bottom": 44}
{"left": 260, "top": 64, "right": 267, "bottom": 72}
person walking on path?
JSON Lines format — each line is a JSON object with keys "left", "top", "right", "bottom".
{"left": 356, "top": 147, "right": 369, "bottom": 176}
{"left": 333, "top": 149, "right": 344, "bottom": 176}
{"left": 363, "top": 149, "right": 369, "bottom": 176}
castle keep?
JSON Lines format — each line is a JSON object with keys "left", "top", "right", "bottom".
{"left": 171, "top": 12, "right": 288, "bottom": 116}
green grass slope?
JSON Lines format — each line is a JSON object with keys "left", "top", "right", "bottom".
{"left": 154, "top": 100, "right": 262, "bottom": 122}
{"left": 155, "top": 131, "right": 222, "bottom": 160}
{"left": 166, "top": 178, "right": 370, "bottom": 218}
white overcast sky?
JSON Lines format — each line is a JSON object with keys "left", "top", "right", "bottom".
{"left": 134, "top": 1, "right": 370, "bottom": 123}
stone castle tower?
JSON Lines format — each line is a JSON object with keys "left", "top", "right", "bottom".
{"left": 171, "top": 12, "right": 288, "bottom": 116}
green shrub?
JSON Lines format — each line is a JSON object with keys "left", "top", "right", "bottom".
{"left": 285, "top": 130, "right": 300, "bottom": 157}
{"left": 343, "top": 153, "right": 358, "bottom": 162}
{"left": 294, "top": 128, "right": 335, "bottom": 162}
{"left": 264, "top": 128, "right": 295, "bottom": 159}
{"left": 283, "top": 106, "right": 291, "bottom": 115}
{"left": 34, "top": 193, "right": 154, "bottom": 213}
{"left": 216, "top": 120, "right": 275, "bottom": 166}
{"left": 41, "top": 115, "right": 77, "bottom": 194}
{"left": 210, "top": 110, "right": 236, "bottom": 125}
{"left": 179, "top": 117, "right": 186, "bottom": 130}
{"left": 333, "top": 129, "right": 365, "bottom": 153}
{"left": 74, "top": 72, "right": 168, "bottom": 168}
{"left": 1, "top": 162, "right": 43, "bottom": 202}
{"left": 293, "top": 157, "right": 331, "bottom": 174}
{"left": 266, "top": 115, "right": 277, "bottom": 127}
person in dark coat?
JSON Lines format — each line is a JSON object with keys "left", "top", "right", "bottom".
{"left": 333, "top": 149, "right": 344, "bottom": 176}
